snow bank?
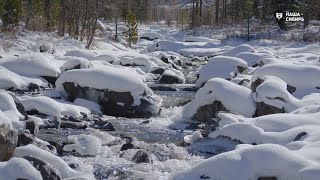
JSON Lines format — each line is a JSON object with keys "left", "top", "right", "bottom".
{"left": 222, "top": 44, "right": 254, "bottom": 57}
{"left": 14, "top": 144, "right": 91, "bottom": 179}
{"left": 183, "top": 78, "right": 256, "bottom": 120}
{"left": 195, "top": 56, "right": 248, "bottom": 87}
{"left": 0, "top": 54, "right": 60, "bottom": 78}
{"left": 147, "top": 40, "right": 217, "bottom": 53}
{"left": 64, "top": 49, "right": 97, "bottom": 60}
{"left": 20, "top": 96, "right": 90, "bottom": 118}
{"left": 170, "top": 144, "right": 320, "bottom": 180}
{"left": 140, "top": 32, "right": 165, "bottom": 40}
{"left": 182, "top": 36, "right": 221, "bottom": 44}
{"left": 55, "top": 66, "right": 152, "bottom": 105}
{"left": 0, "top": 157, "right": 42, "bottom": 180}
{"left": 64, "top": 134, "right": 102, "bottom": 156}
{"left": 178, "top": 48, "right": 223, "bottom": 57}
{"left": 252, "top": 63, "right": 320, "bottom": 98}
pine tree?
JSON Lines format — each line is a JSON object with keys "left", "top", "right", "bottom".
{"left": 124, "top": 10, "right": 138, "bottom": 48}
{"left": 1, "top": 0, "right": 22, "bottom": 30}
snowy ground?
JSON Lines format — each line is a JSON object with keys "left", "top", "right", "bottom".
{"left": 0, "top": 22, "right": 320, "bottom": 180}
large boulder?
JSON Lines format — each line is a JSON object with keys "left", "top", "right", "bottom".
{"left": 195, "top": 56, "right": 248, "bottom": 88}
{"left": 23, "top": 156, "right": 62, "bottom": 180}
{"left": 251, "top": 76, "right": 320, "bottom": 116}
{"left": 251, "top": 63, "right": 320, "bottom": 98}
{"left": 114, "top": 56, "right": 158, "bottom": 73}
{"left": 0, "top": 66, "right": 46, "bottom": 91}
{"left": 0, "top": 125, "right": 18, "bottom": 161}
{"left": 251, "top": 77, "right": 286, "bottom": 116}
{"left": 236, "top": 52, "right": 275, "bottom": 67}
{"left": 17, "top": 133, "right": 53, "bottom": 153}
{"left": 183, "top": 78, "right": 256, "bottom": 122}
{"left": 0, "top": 54, "right": 61, "bottom": 85}
{"left": 159, "top": 69, "right": 185, "bottom": 84}
{"left": 14, "top": 144, "right": 89, "bottom": 179}
{"left": 131, "top": 149, "right": 153, "bottom": 163}
{"left": 0, "top": 92, "right": 26, "bottom": 129}
{"left": 0, "top": 157, "right": 43, "bottom": 179}
{"left": 192, "top": 101, "right": 228, "bottom": 122}
{"left": 170, "top": 144, "right": 319, "bottom": 180}
{"left": 56, "top": 67, "right": 161, "bottom": 118}
{"left": 60, "top": 58, "right": 91, "bottom": 73}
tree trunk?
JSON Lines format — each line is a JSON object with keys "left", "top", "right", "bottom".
{"left": 247, "top": 17, "right": 250, "bottom": 41}
{"left": 59, "top": 0, "right": 66, "bottom": 36}
{"left": 215, "top": 0, "right": 219, "bottom": 24}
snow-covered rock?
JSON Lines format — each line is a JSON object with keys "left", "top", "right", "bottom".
{"left": 73, "top": 98, "right": 102, "bottom": 114}
{"left": 20, "top": 96, "right": 90, "bottom": 118}
{"left": 155, "top": 52, "right": 180, "bottom": 70}
{"left": 159, "top": 69, "right": 185, "bottom": 84}
{"left": 94, "top": 53, "right": 119, "bottom": 63}
{"left": 183, "top": 78, "right": 256, "bottom": 122}
{"left": 0, "top": 66, "right": 46, "bottom": 91}
{"left": 140, "top": 32, "right": 165, "bottom": 41}
{"left": 64, "top": 134, "right": 102, "bottom": 156}
{"left": 0, "top": 157, "right": 42, "bottom": 180}
{"left": 60, "top": 57, "right": 91, "bottom": 72}
{"left": 55, "top": 67, "right": 162, "bottom": 118}
{"left": 22, "top": 155, "right": 62, "bottom": 180}
{"left": 114, "top": 56, "right": 158, "bottom": 72}
{"left": 0, "top": 91, "right": 25, "bottom": 129}
{"left": 214, "top": 110, "right": 320, "bottom": 147}
{"left": 222, "top": 44, "right": 254, "bottom": 57}
{"left": 236, "top": 52, "right": 275, "bottom": 67}
{"left": 195, "top": 56, "right": 248, "bottom": 87}
{"left": 0, "top": 125, "right": 18, "bottom": 161}
{"left": 251, "top": 76, "right": 320, "bottom": 116}
{"left": 252, "top": 63, "right": 320, "bottom": 98}
{"left": 184, "top": 131, "right": 203, "bottom": 144}
{"left": 14, "top": 144, "right": 91, "bottom": 179}
{"left": 0, "top": 54, "right": 61, "bottom": 84}
{"left": 170, "top": 144, "right": 320, "bottom": 180}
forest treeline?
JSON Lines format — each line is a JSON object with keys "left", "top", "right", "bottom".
{"left": 0, "top": 0, "right": 319, "bottom": 47}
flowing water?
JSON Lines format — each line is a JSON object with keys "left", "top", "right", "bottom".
{"left": 37, "top": 58, "right": 238, "bottom": 180}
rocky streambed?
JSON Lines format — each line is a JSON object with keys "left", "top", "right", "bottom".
{"left": 31, "top": 82, "right": 221, "bottom": 180}
{"left": 0, "top": 55, "right": 224, "bottom": 180}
